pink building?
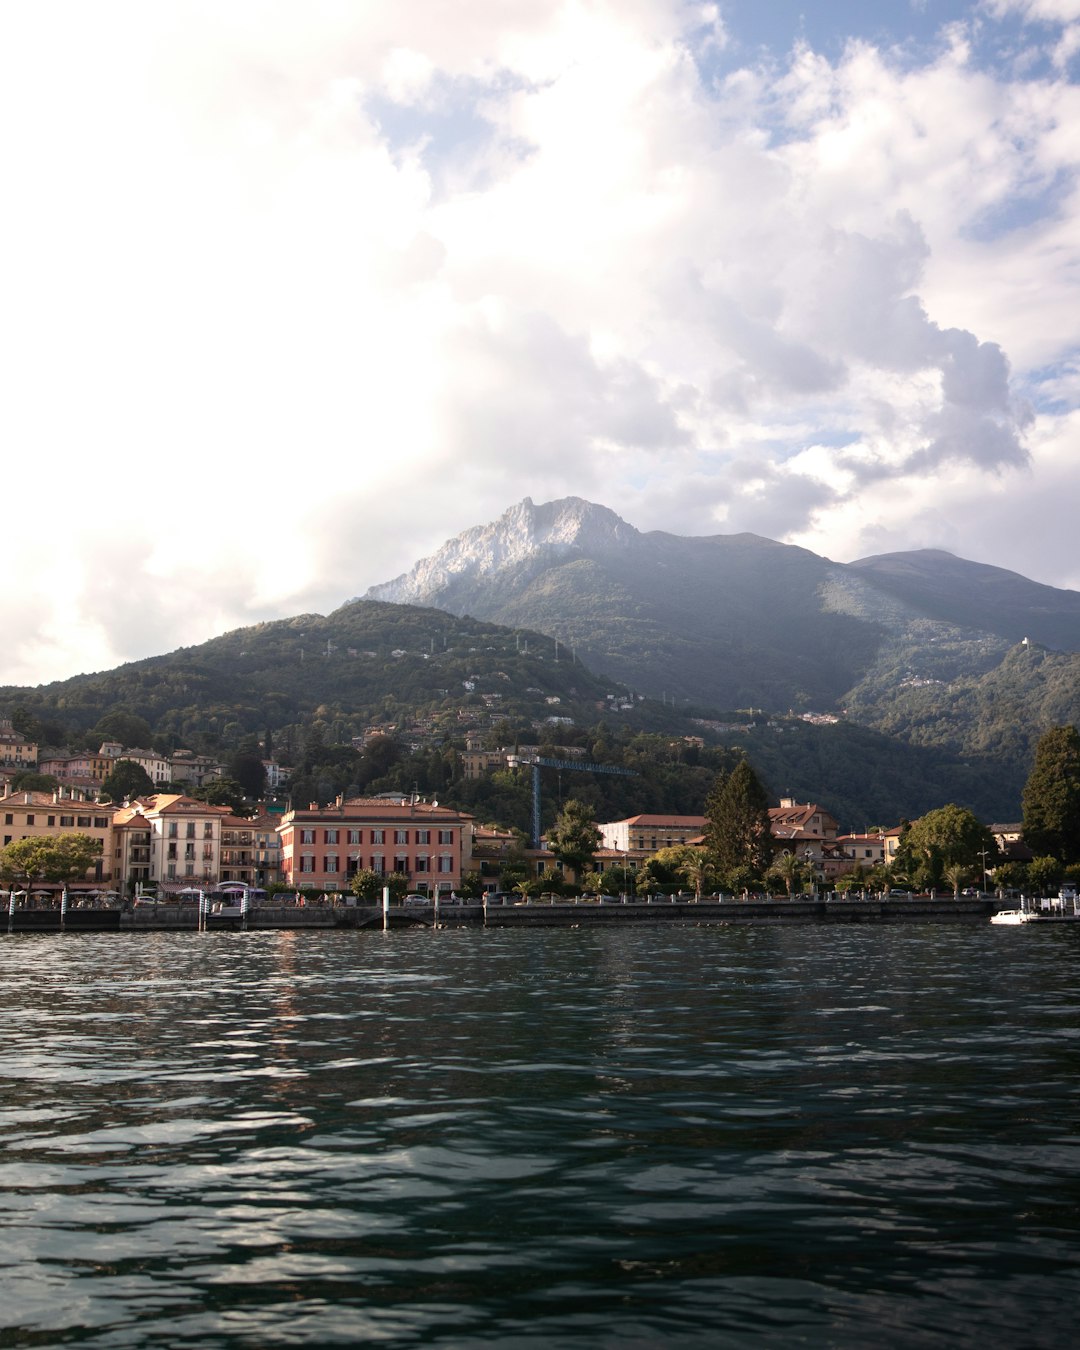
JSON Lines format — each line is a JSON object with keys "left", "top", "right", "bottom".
{"left": 278, "top": 796, "right": 474, "bottom": 894}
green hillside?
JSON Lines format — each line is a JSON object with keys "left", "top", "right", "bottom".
{"left": 0, "top": 595, "right": 1041, "bottom": 830}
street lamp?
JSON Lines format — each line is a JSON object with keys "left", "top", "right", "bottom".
{"left": 977, "top": 848, "right": 989, "bottom": 894}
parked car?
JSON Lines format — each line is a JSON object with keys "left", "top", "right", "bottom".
{"left": 403, "top": 894, "right": 432, "bottom": 906}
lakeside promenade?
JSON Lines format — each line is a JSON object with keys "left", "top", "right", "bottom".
{"left": 4, "top": 893, "right": 999, "bottom": 933}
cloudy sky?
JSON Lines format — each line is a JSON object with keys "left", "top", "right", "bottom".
{"left": 3, "top": 0, "right": 1079, "bottom": 686}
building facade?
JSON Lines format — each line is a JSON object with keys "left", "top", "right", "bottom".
{"left": 111, "top": 795, "right": 232, "bottom": 891}
{"left": 0, "top": 790, "right": 115, "bottom": 885}
{"left": 278, "top": 797, "right": 475, "bottom": 894}
{"left": 598, "top": 814, "right": 707, "bottom": 859}
{"left": 0, "top": 721, "right": 37, "bottom": 769}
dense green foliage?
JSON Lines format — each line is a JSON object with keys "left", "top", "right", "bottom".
{"left": 545, "top": 798, "right": 602, "bottom": 875}
{"left": 100, "top": 759, "right": 155, "bottom": 802}
{"left": 704, "top": 760, "right": 775, "bottom": 883}
{"left": 1, "top": 582, "right": 1069, "bottom": 830}
{"left": 892, "top": 804, "right": 998, "bottom": 891}
{"left": 1021, "top": 725, "right": 1080, "bottom": 863}
{"left": 0, "top": 834, "right": 103, "bottom": 886}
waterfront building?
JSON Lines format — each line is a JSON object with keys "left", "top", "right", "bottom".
{"left": 111, "top": 794, "right": 231, "bottom": 891}
{"left": 278, "top": 796, "right": 475, "bottom": 895}
{"left": 768, "top": 798, "right": 839, "bottom": 840}
{"left": 0, "top": 789, "right": 116, "bottom": 885}
{"left": 219, "top": 811, "right": 284, "bottom": 889}
{"left": 598, "top": 814, "right": 707, "bottom": 861}
{"left": 836, "top": 832, "right": 889, "bottom": 867}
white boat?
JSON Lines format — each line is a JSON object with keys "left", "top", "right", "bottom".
{"left": 990, "top": 908, "right": 1037, "bottom": 925}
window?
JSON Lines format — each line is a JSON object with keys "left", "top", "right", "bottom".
{"left": 26, "top": 815, "right": 34, "bottom": 825}
{"left": 168, "top": 823, "right": 178, "bottom": 838}
{"left": 301, "top": 829, "right": 315, "bottom": 845}
{"left": 4, "top": 814, "right": 11, "bottom": 826}
{"left": 186, "top": 823, "right": 196, "bottom": 839}
{"left": 47, "top": 815, "right": 55, "bottom": 826}
{"left": 371, "top": 829, "right": 384, "bottom": 844}
{"left": 438, "top": 830, "right": 453, "bottom": 845}
{"left": 204, "top": 823, "right": 213, "bottom": 838}
{"left": 167, "top": 863, "right": 176, "bottom": 879}
{"left": 394, "top": 830, "right": 408, "bottom": 845}
{"left": 185, "top": 844, "right": 195, "bottom": 860}
{"left": 348, "top": 829, "right": 361, "bottom": 845}
{"left": 325, "top": 855, "right": 339, "bottom": 874}
{"left": 185, "top": 864, "right": 194, "bottom": 876}
{"left": 415, "top": 855, "right": 429, "bottom": 873}
{"left": 324, "top": 829, "right": 338, "bottom": 845}
{"left": 300, "top": 855, "right": 315, "bottom": 874}
{"left": 438, "top": 855, "right": 453, "bottom": 873}
{"left": 77, "top": 816, "right": 91, "bottom": 828}
{"left": 416, "top": 829, "right": 430, "bottom": 844}
{"left": 168, "top": 843, "right": 177, "bottom": 859}
{"left": 372, "top": 855, "right": 384, "bottom": 874}
{"left": 94, "top": 817, "right": 108, "bottom": 829}
{"left": 394, "top": 855, "right": 408, "bottom": 873}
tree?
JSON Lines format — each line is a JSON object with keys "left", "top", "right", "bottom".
{"left": 942, "top": 862, "right": 969, "bottom": 897}
{"left": 1022, "top": 725, "right": 1080, "bottom": 863}
{"left": 456, "top": 870, "right": 486, "bottom": 900}
{"left": 100, "top": 759, "right": 155, "bottom": 801}
{"left": 1027, "top": 855, "right": 1061, "bottom": 896}
{"left": 350, "top": 868, "right": 409, "bottom": 903}
{"left": 535, "top": 866, "right": 569, "bottom": 897}
{"left": 767, "top": 850, "right": 810, "bottom": 897}
{"left": 704, "top": 759, "right": 774, "bottom": 882}
{"left": 92, "top": 711, "right": 153, "bottom": 748}
{"left": 227, "top": 751, "right": 266, "bottom": 800}
{"left": 894, "top": 804, "right": 997, "bottom": 890}
{"left": 546, "top": 798, "right": 600, "bottom": 877}
{"left": 993, "top": 860, "right": 1028, "bottom": 894}
{"left": 678, "top": 850, "right": 718, "bottom": 899}
{"left": 9, "top": 771, "right": 59, "bottom": 793}
{"left": 595, "top": 864, "right": 633, "bottom": 896}
{"left": 193, "top": 779, "right": 254, "bottom": 815}
{"left": 0, "top": 834, "right": 102, "bottom": 887}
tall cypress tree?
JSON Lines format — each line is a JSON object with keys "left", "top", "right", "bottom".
{"left": 704, "top": 759, "right": 774, "bottom": 880}
{"left": 1022, "top": 725, "right": 1080, "bottom": 863}
{"left": 547, "top": 798, "right": 602, "bottom": 877}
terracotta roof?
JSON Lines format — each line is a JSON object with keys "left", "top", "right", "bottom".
{"left": 608, "top": 814, "right": 706, "bottom": 827}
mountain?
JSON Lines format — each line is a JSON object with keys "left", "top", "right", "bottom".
{"left": 367, "top": 497, "right": 885, "bottom": 710}
{"left": 368, "top": 495, "right": 1080, "bottom": 696}
{"left": 849, "top": 549, "right": 1080, "bottom": 651}
{"left": 0, "top": 602, "right": 626, "bottom": 758}
{"left": 6, "top": 498, "right": 1080, "bottom": 827}
{"left": 367, "top": 496, "right": 1080, "bottom": 805}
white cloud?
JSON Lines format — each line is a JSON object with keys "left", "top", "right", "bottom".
{"left": 0, "top": 0, "right": 1078, "bottom": 687}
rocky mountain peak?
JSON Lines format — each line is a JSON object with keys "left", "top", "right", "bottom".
{"left": 366, "top": 496, "right": 636, "bottom": 605}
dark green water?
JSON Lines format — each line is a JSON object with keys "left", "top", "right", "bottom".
{"left": 1, "top": 924, "right": 1078, "bottom": 1347}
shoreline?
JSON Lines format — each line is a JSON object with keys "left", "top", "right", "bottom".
{"left": 2, "top": 894, "right": 1010, "bottom": 933}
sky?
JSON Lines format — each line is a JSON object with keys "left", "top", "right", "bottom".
{"left": 2, "top": 0, "right": 1080, "bottom": 687}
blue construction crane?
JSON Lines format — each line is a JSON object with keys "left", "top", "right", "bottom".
{"left": 507, "top": 753, "right": 639, "bottom": 849}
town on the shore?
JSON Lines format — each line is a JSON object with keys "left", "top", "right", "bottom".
{"left": 2, "top": 718, "right": 1077, "bottom": 903}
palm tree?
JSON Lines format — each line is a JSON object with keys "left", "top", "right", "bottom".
{"left": 767, "top": 850, "right": 802, "bottom": 897}
{"left": 943, "top": 862, "right": 968, "bottom": 898}
{"left": 678, "top": 850, "right": 716, "bottom": 899}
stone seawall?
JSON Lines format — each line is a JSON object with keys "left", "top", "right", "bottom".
{"left": 4, "top": 896, "right": 997, "bottom": 934}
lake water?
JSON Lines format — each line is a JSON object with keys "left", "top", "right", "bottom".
{"left": 1, "top": 923, "right": 1078, "bottom": 1348}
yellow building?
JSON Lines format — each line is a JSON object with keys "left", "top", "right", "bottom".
{"left": 0, "top": 790, "right": 116, "bottom": 886}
